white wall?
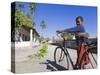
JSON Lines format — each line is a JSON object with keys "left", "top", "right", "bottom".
{"left": 15, "top": 41, "right": 31, "bottom": 48}
{"left": 11, "top": 41, "right": 40, "bottom": 48}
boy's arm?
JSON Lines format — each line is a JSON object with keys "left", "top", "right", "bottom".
{"left": 56, "top": 26, "right": 85, "bottom": 33}
{"left": 63, "top": 26, "right": 78, "bottom": 32}
{"left": 56, "top": 27, "right": 77, "bottom": 33}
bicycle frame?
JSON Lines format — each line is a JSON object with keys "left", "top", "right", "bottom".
{"left": 56, "top": 33, "right": 75, "bottom": 69}
{"left": 55, "top": 32, "right": 97, "bottom": 69}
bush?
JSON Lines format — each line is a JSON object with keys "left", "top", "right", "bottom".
{"left": 36, "top": 43, "right": 48, "bottom": 59}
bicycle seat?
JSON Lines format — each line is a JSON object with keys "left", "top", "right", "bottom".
{"left": 76, "top": 32, "right": 89, "bottom": 38}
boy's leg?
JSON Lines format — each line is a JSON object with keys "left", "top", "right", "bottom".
{"left": 84, "top": 47, "right": 91, "bottom": 69}
{"left": 75, "top": 44, "right": 87, "bottom": 68}
{"left": 75, "top": 44, "right": 91, "bottom": 69}
{"left": 74, "top": 45, "right": 81, "bottom": 69}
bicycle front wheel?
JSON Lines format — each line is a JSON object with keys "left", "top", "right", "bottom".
{"left": 54, "top": 47, "right": 69, "bottom": 70}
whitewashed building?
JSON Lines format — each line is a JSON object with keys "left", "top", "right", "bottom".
{"left": 12, "top": 26, "right": 40, "bottom": 47}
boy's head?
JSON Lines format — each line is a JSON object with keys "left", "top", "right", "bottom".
{"left": 76, "top": 16, "right": 83, "bottom": 26}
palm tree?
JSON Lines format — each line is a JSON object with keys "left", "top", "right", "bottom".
{"left": 40, "top": 20, "right": 46, "bottom": 43}
{"left": 28, "top": 3, "right": 36, "bottom": 23}
{"left": 29, "top": 3, "right": 36, "bottom": 15}
{"left": 40, "top": 20, "right": 46, "bottom": 29}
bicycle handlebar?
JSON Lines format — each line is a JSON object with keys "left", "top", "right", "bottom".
{"left": 56, "top": 31, "right": 89, "bottom": 38}
{"left": 56, "top": 31, "right": 69, "bottom": 41}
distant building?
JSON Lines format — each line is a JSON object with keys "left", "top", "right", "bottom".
{"left": 12, "top": 25, "right": 40, "bottom": 42}
{"left": 11, "top": 26, "right": 40, "bottom": 47}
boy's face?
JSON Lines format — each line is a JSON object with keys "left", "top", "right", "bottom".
{"left": 76, "top": 18, "right": 83, "bottom": 25}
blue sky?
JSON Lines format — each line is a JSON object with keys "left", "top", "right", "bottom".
{"left": 16, "top": 2, "right": 97, "bottom": 39}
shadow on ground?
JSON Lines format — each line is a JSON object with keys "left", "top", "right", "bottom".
{"left": 40, "top": 60, "right": 68, "bottom": 71}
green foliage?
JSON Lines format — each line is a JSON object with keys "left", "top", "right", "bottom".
{"left": 15, "top": 10, "right": 34, "bottom": 28}
{"left": 40, "top": 20, "right": 46, "bottom": 29}
{"left": 13, "top": 3, "right": 36, "bottom": 29}
{"left": 36, "top": 43, "right": 48, "bottom": 59}
{"left": 29, "top": 3, "right": 36, "bottom": 14}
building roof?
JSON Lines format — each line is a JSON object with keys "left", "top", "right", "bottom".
{"left": 22, "top": 25, "right": 40, "bottom": 37}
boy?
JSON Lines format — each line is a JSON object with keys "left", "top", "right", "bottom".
{"left": 56, "top": 16, "right": 91, "bottom": 69}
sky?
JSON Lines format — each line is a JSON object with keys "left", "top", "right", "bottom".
{"left": 16, "top": 2, "right": 97, "bottom": 39}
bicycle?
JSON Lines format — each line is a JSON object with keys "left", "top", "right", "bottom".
{"left": 54, "top": 32, "right": 97, "bottom": 70}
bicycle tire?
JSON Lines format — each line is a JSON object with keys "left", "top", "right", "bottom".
{"left": 54, "top": 46, "right": 69, "bottom": 70}
{"left": 88, "top": 52, "right": 97, "bottom": 68}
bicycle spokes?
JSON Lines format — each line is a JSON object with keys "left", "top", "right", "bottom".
{"left": 54, "top": 47, "right": 69, "bottom": 70}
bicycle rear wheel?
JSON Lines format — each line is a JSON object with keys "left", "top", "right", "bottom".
{"left": 54, "top": 47, "right": 69, "bottom": 70}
